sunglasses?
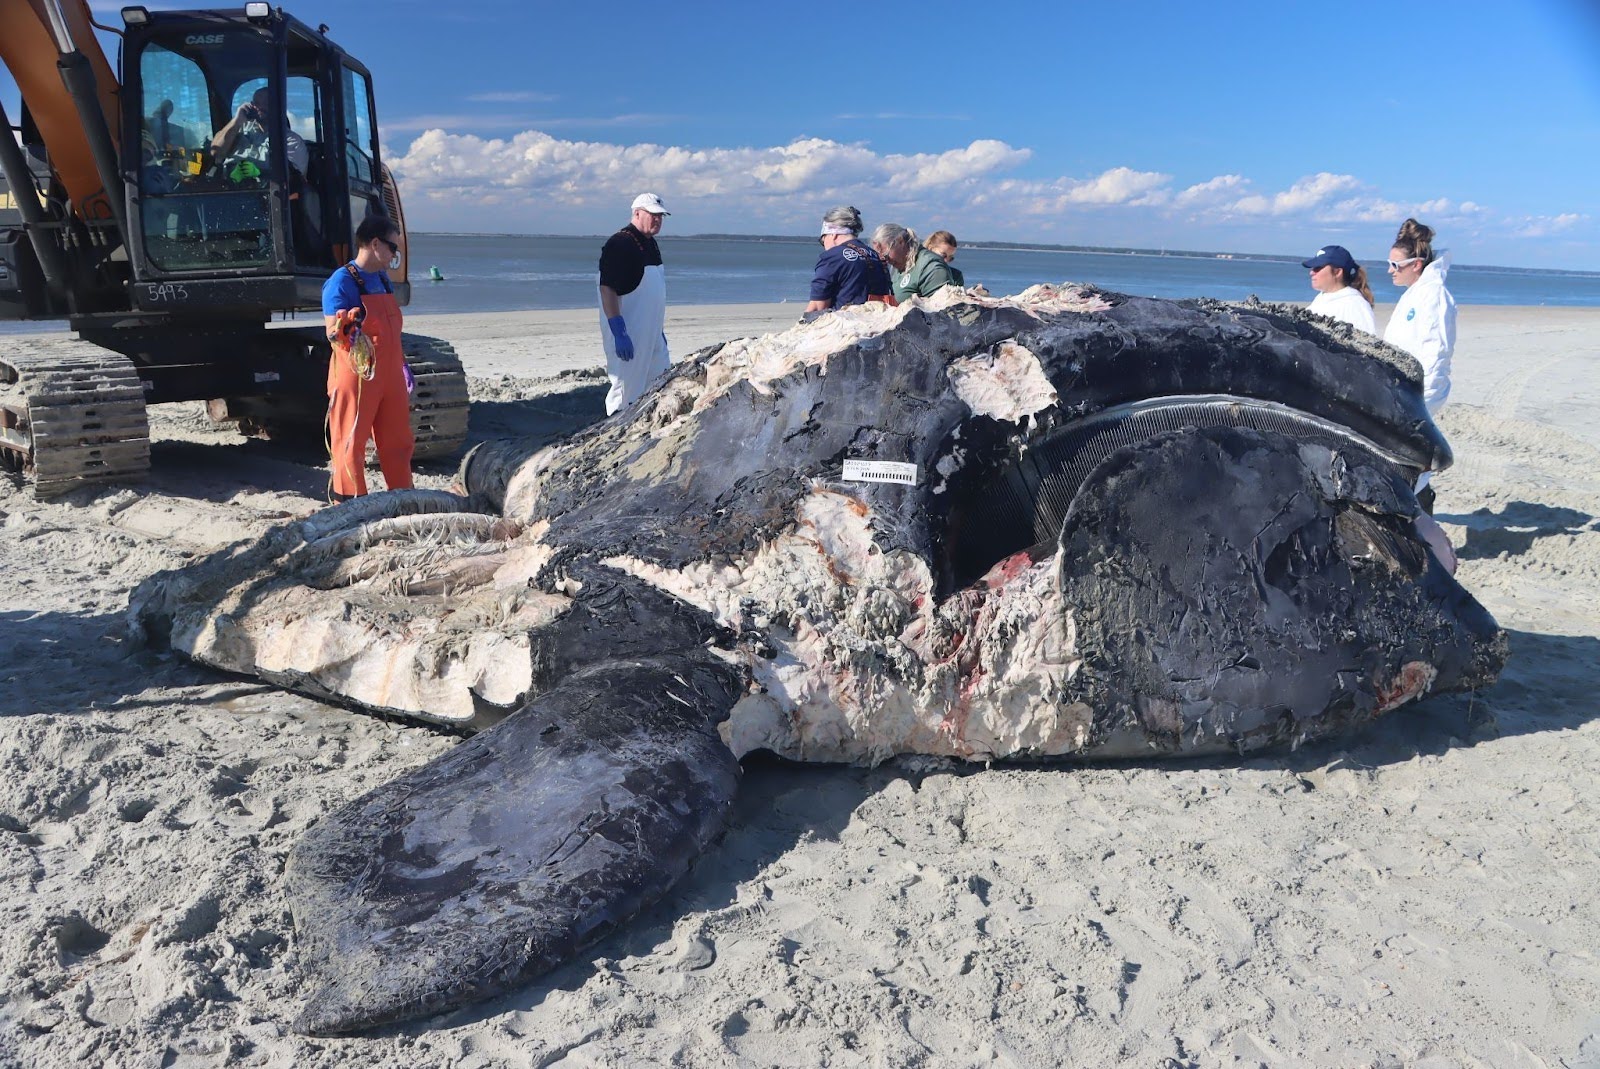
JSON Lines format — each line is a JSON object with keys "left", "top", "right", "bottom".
{"left": 379, "top": 237, "right": 400, "bottom": 256}
{"left": 1387, "top": 256, "right": 1421, "bottom": 271}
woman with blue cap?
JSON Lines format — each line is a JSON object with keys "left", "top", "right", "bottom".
{"left": 1302, "top": 244, "right": 1377, "bottom": 335}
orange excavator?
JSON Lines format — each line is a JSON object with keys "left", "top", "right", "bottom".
{"left": 0, "top": 0, "right": 468, "bottom": 496}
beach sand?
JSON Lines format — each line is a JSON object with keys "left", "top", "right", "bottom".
{"left": 1, "top": 301, "right": 1597, "bottom": 1068}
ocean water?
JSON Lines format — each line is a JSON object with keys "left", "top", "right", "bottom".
{"left": 400, "top": 233, "right": 1600, "bottom": 315}
{"left": 4, "top": 233, "right": 1597, "bottom": 336}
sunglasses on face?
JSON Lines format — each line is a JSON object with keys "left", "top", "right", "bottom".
{"left": 1387, "top": 256, "right": 1420, "bottom": 271}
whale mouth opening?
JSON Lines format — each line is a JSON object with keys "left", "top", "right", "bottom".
{"left": 940, "top": 394, "right": 1425, "bottom": 593}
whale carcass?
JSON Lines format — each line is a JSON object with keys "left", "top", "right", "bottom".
{"left": 129, "top": 284, "right": 1506, "bottom": 1034}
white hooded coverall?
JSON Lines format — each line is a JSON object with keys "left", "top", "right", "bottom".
{"left": 1384, "top": 251, "right": 1457, "bottom": 494}
{"left": 1383, "top": 251, "right": 1456, "bottom": 416}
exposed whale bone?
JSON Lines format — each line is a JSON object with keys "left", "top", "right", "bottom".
{"left": 129, "top": 283, "right": 1506, "bottom": 1034}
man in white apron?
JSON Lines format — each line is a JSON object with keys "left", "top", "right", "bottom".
{"left": 597, "top": 193, "right": 671, "bottom": 414}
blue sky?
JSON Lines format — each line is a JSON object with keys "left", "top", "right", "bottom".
{"left": 10, "top": 0, "right": 1600, "bottom": 268}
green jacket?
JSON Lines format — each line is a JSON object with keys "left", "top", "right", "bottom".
{"left": 891, "top": 246, "right": 959, "bottom": 303}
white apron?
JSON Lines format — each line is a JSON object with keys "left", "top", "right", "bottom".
{"left": 598, "top": 264, "right": 670, "bottom": 415}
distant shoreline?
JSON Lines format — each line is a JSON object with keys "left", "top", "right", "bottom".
{"left": 411, "top": 231, "right": 1600, "bottom": 279}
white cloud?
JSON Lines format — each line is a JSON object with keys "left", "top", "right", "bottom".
{"left": 1174, "top": 175, "right": 1248, "bottom": 207}
{"left": 975, "top": 167, "right": 1172, "bottom": 217}
{"left": 382, "top": 124, "right": 1591, "bottom": 261}
{"left": 1164, "top": 173, "right": 1513, "bottom": 236}
{"left": 1327, "top": 195, "right": 1405, "bottom": 224}
{"left": 1059, "top": 166, "right": 1172, "bottom": 206}
{"left": 1204, "top": 172, "right": 1368, "bottom": 218}
{"left": 1513, "top": 212, "right": 1589, "bottom": 238}
{"left": 389, "top": 130, "right": 1032, "bottom": 220}
{"left": 1272, "top": 173, "right": 1363, "bottom": 213}
{"left": 888, "top": 140, "right": 1033, "bottom": 193}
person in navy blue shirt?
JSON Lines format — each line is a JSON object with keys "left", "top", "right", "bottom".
{"left": 806, "top": 205, "right": 894, "bottom": 313}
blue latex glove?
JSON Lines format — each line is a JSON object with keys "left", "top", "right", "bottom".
{"left": 607, "top": 315, "right": 634, "bottom": 362}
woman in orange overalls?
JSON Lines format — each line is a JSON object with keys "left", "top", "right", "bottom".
{"left": 322, "top": 216, "right": 414, "bottom": 499}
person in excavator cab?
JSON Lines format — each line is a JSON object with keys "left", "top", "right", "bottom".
{"left": 210, "top": 86, "right": 307, "bottom": 182}
{"left": 210, "top": 84, "right": 327, "bottom": 258}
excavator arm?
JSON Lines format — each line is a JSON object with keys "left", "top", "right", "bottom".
{"left": 0, "top": 0, "right": 121, "bottom": 222}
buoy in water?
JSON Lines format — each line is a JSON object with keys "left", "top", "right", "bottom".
{"left": 428, "top": 265, "right": 445, "bottom": 281}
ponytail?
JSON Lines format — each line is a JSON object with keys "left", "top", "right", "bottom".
{"left": 1349, "top": 265, "right": 1374, "bottom": 305}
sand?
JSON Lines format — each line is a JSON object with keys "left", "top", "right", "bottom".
{"left": 1, "top": 300, "right": 1598, "bottom": 1069}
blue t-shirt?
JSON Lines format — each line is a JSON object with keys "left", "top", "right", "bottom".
{"left": 810, "top": 239, "right": 891, "bottom": 308}
{"left": 321, "top": 263, "right": 392, "bottom": 315}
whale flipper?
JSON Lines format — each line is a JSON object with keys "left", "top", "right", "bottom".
{"left": 285, "top": 653, "right": 744, "bottom": 1036}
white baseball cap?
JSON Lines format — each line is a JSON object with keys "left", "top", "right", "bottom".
{"left": 631, "top": 192, "right": 670, "bottom": 215}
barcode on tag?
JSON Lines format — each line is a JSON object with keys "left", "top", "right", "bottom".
{"left": 842, "top": 460, "right": 919, "bottom": 486}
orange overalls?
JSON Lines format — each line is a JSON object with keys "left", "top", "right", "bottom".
{"left": 327, "top": 267, "right": 414, "bottom": 497}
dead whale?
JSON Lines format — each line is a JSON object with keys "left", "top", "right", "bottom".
{"left": 129, "top": 284, "right": 1506, "bottom": 1034}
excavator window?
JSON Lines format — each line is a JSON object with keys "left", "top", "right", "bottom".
{"left": 139, "top": 47, "right": 208, "bottom": 185}
{"left": 134, "top": 28, "right": 279, "bottom": 272}
{"left": 284, "top": 72, "right": 330, "bottom": 267}
{"left": 340, "top": 66, "right": 375, "bottom": 187}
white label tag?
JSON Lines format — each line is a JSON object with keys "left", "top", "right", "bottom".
{"left": 842, "top": 459, "right": 919, "bottom": 486}
{"left": 253, "top": 371, "right": 281, "bottom": 383}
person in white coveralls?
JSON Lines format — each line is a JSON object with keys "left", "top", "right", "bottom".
{"left": 1383, "top": 217, "right": 1457, "bottom": 513}
{"left": 1384, "top": 218, "right": 1456, "bottom": 416}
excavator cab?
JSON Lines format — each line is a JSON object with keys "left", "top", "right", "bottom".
{"left": 120, "top": 6, "right": 407, "bottom": 310}
{"left": 0, "top": 2, "right": 464, "bottom": 496}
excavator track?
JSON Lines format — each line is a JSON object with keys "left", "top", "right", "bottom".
{"left": 401, "top": 333, "right": 470, "bottom": 461}
{"left": 0, "top": 343, "right": 151, "bottom": 498}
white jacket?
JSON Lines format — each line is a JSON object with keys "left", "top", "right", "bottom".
{"left": 1383, "top": 252, "right": 1456, "bottom": 415}
{"left": 1308, "top": 285, "right": 1378, "bottom": 335}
